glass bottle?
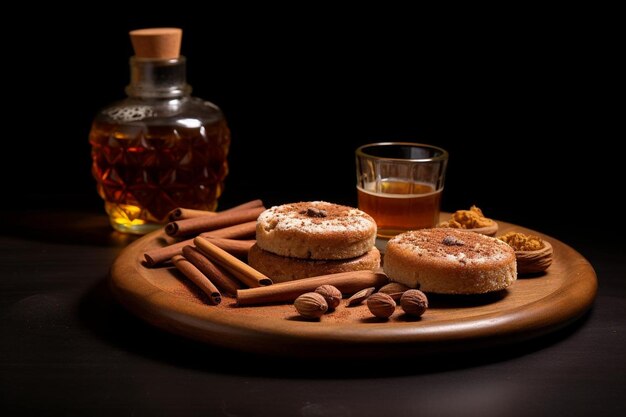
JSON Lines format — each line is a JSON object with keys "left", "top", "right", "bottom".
{"left": 89, "top": 28, "right": 230, "bottom": 234}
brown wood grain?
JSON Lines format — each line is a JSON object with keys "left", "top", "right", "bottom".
{"left": 110, "top": 217, "right": 597, "bottom": 358}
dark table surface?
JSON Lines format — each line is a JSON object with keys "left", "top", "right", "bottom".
{"left": 1, "top": 210, "right": 624, "bottom": 417}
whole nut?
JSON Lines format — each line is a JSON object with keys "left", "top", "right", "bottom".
{"left": 400, "top": 290, "right": 428, "bottom": 317}
{"left": 378, "top": 282, "right": 411, "bottom": 301}
{"left": 294, "top": 292, "right": 328, "bottom": 319}
{"left": 346, "top": 287, "right": 375, "bottom": 306}
{"left": 315, "top": 285, "right": 342, "bottom": 310}
{"left": 367, "top": 292, "right": 396, "bottom": 319}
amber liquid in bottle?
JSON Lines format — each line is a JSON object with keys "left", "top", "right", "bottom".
{"left": 90, "top": 115, "right": 230, "bottom": 233}
{"left": 89, "top": 51, "right": 230, "bottom": 234}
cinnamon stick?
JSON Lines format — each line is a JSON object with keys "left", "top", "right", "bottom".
{"left": 222, "top": 199, "right": 264, "bottom": 211}
{"left": 171, "top": 255, "right": 222, "bottom": 305}
{"left": 182, "top": 246, "right": 242, "bottom": 296}
{"left": 168, "top": 199, "right": 264, "bottom": 221}
{"left": 165, "top": 207, "right": 265, "bottom": 237}
{"left": 143, "top": 222, "right": 257, "bottom": 267}
{"left": 169, "top": 208, "right": 217, "bottom": 221}
{"left": 202, "top": 238, "right": 254, "bottom": 258}
{"left": 144, "top": 239, "right": 192, "bottom": 267}
{"left": 236, "top": 271, "right": 389, "bottom": 306}
{"left": 194, "top": 236, "right": 272, "bottom": 288}
{"left": 204, "top": 221, "right": 257, "bottom": 239}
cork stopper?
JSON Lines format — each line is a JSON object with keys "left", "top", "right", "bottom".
{"left": 129, "top": 28, "right": 182, "bottom": 59}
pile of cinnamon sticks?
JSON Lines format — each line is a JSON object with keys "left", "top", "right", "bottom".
{"left": 144, "top": 199, "right": 389, "bottom": 307}
{"left": 144, "top": 200, "right": 269, "bottom": 305}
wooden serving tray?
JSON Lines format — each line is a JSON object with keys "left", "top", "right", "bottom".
{"left": 110, "top": 218, "right": 597, "bottom": 358}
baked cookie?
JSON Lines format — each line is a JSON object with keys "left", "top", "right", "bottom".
{"left": 248, "top": 244, "right": 381, "bottom": 282}
{"left": 384, "top": 228, "right": 516, "bottom": 294}
{"left": 256, "top": 201, "right": 377, "bottom": 260}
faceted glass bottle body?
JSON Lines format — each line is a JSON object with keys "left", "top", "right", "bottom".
{"left": 89, "top": 57, "right": 230, "bottom": 234}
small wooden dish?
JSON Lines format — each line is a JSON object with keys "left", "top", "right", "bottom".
{"left": 465, "top": 221, "right": 498, "bottom": 236}
{"left": 515, "top": 240, "right": 553, "bottom": 274}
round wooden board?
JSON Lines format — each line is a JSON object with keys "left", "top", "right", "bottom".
{"left": 110, "top": 218, "right": 597, "bottom": 358}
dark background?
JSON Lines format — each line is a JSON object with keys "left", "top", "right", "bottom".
{"left": 2, "top": 10, "right": 624, "bottom": 417}
{"left": 3, "top": 11, "right": 617, "bottom": 244}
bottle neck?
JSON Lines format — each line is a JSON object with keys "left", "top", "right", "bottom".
{"left": 126, "top": 56, "right": 192, "bottom": 99}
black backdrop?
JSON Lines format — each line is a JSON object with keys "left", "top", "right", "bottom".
{"left": 3, "top": 11, "right": 615, "bottom": 244}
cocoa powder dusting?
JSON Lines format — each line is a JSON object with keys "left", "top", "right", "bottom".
{"left": 259, "top": 201, "right": 376, "bottom": 235}
{"left": 392, "top": 228, "right": 511, "bottom": 262}
{"left": 280, "top": 202, "right": 349, "bottom": 219}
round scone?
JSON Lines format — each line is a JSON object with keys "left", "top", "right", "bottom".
{"left": 256, "top": 201, "right": 377, "bottom": 260}
{"left": 384, "top": 228, "right": 516, "bottom": 294}
{"left": 249, "top": 244, "right": 381, "bottom": 282}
